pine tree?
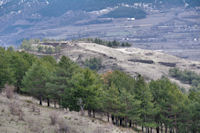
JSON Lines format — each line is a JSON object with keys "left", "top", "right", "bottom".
{"left": 134, "top": 75, "right": 154, "bottom": 132}
{"left": 0, "top": 48, "right": 15, "bottom": 88}
{"left": 22, "top": 62, "right": 49, "bottom": 105}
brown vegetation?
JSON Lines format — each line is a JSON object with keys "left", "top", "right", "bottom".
{"left": 9, "top": 102, "right": 24, "bottom": 121}
{"left": 49, "top": 111, "right": 59, "bottom": 125}
{"left": 57, "top": 119, "right": 70, "bottom": 133}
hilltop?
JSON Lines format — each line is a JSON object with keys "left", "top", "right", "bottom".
{"left": 25, "top": 40, "right": 200, "bottom": 90}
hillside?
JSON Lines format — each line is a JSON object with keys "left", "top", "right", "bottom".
{"left": 30, "top": 41, "right": 200, "bottom": 90}
{"left": 0, "top": 92, "right": 135, "bottom": 133}
{"left": 1, "top": 42, "right": 200, "bottom": 133}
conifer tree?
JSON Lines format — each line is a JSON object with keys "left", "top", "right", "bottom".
{"left": 22, "top": 61, "right": 49, "bottom": 105}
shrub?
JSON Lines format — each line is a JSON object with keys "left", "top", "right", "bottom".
{"left": 30, "top": 105, "right": 40, "bottom": 115}
{"left": 28, "top": 119, "right": 42, "bottom": 132}
{"left": 4, "top": 84, "right": 15, "bottom": 99}
{"left": 84, "top": 57, "right": 102, "bottom": 71}
{"left": 169, "top": 68, "right": 200, "bottom": 89}
{"left": 9, "top": 102, "right": 24, "bottom": 121}
{"left": 57, "top": 119, "right": 69, "bottom": 133}
{"left": 49, "top": 112, "right": 59, "bottom": 125}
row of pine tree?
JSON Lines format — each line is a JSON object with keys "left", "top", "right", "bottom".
{"left": 0, "top": 47, "right": 199, "bottom": 133}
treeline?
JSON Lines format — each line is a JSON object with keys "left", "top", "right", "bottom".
{"left": 0, "top": 47, "right": 200, "bottom": 133}
{"left": 21, "top": 39, "right": 61, "bottom": 54}
{"left": 84, "top": 57, "right": 102, "bottom": 71}
{"left": 81, "top": 38, "right": 131, "bottom": 47}
{"left": 169, "top": 68, "right": 200, "bottom": 91}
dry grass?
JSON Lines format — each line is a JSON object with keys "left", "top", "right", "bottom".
{"left": 49, "top": 111, "right": 59, "bottom": 125}
{"left": 27, "top": 119, "right": 43, "bottom": 132}
{"left": 9, "top": 102, "right": 24, "bottom": 121}
{"left": 57, "top": 119, "right": 70, "bottom": 133}
{"left": 93, "top": 127, "right": 107, "bottom": 133}
{"left": 30, "top": 104, "right": 40, "bottom": 115}
{"left": 0, "top": 94, "right": 136, "bottom": 133}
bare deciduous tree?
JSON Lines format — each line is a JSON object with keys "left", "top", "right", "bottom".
{"left": 77, "top": 98, "right": 85, "bottom": 116}
{"left": 4, "top": 84, "right": 15, "bottom": 99}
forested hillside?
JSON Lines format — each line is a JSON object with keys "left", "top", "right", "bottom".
{"left": 169, "top": 68, "right": 200, "bottom": 91}
{"left": 0, "top": 47, "right": 200, "bottom": 133}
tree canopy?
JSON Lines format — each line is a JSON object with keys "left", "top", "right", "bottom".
{"left": 0, "top": 47, "right": 199, "bottom": 132}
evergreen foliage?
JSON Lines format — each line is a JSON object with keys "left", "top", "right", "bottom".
{"left": 0, "top": 47, "right": 199, "bottom": 132}
{"left": 84, "top": 57, "right": 102, "bottom": 71}
{"left": 82, "top": 38, "right": 131, "bottom": 48}
{"left": 169, "top": 68, "right": 200, "bottom": 91}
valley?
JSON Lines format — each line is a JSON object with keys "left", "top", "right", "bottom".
{"left": 0, "top": 1, "right": 200, "bottom": 61}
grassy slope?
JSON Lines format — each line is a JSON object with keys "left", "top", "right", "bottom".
{"left": 0, "top": 92, "right": 136, "bottom": 133}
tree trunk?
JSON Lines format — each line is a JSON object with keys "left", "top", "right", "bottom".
{"left": 142, "top": 126, "right": 144, "bottom": 133}
{"left": 58, "top": 98, "right": 61, "bottom": 108}
{"left": 116, "top": 116, "right": 119, "bottom": 126}
{"left": 47, "top": 98, "right": 50, "bottom": 107}
{"left": 120, "top": 117, "right": 122, "bottom": 126}
{"left": 170, "top": 128, "right": 173, "bottom": 133}
{"left": 111, "top": 115, "right": 115, "bottom": 124}
{"left": 92, "top": 110, "right": 95, "bottom": 118}
{"left": 124, "top": 118, "right": 128, "bottom": 127}
{"left": 54, "top": 100, "right": 56, "bottom": 108}
{"left": 88, "top": 110, "right": 91, "bottom": 117}
{"left": 165, "top": 126, "right": 168, "bottom": 133}
{"left": 107, "top": 113, "right": 109, "bottom": 122}
{"left": 129, "top": 120, "right": 132, "bottom": 128}
{"left": 156, "top": 127, "right": 160, "bottom": 133}
{"left": 16, "top": 87, "right": 20, "bottom": 94}
{"left": 161, "top": 125, "right": 163, "bottom": 133}
{"left": 39, "top": 96, "right": 42, "bottom": 105}
{"left": 146, "top": 127, "right": 148, "bottom": 133}
{"left": 151, "top": 128, "right": 153, "bottom": 133}
{"left": 80, "top": 106, "right": 84, "bottom": 116}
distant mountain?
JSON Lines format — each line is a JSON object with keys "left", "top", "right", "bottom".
{"left": 0, "top": 0, "right": 199, "bottom": 47}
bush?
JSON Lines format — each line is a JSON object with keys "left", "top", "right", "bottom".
{"left": 27, "top": 119, "right": 42, "bottom": 132}
{"left": 84, "top": 57, "right": 102, "bottom": 71}
{"left": 30, "top": 104, "right": 40, "bottom": 115}
{"left": 9, "top": 102, "right": 24, "bottom": 121}
{"left": 49, "top": 112, "right": 59, "bottom": 125}
{"left": 169, "top": 68, "right": 200, "bottom": 87}
{"left": 4, "top": 84, "right": 15, "bottom": 99}
{"left": 57, "top": 119, "right": 69, "bottom": 133}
